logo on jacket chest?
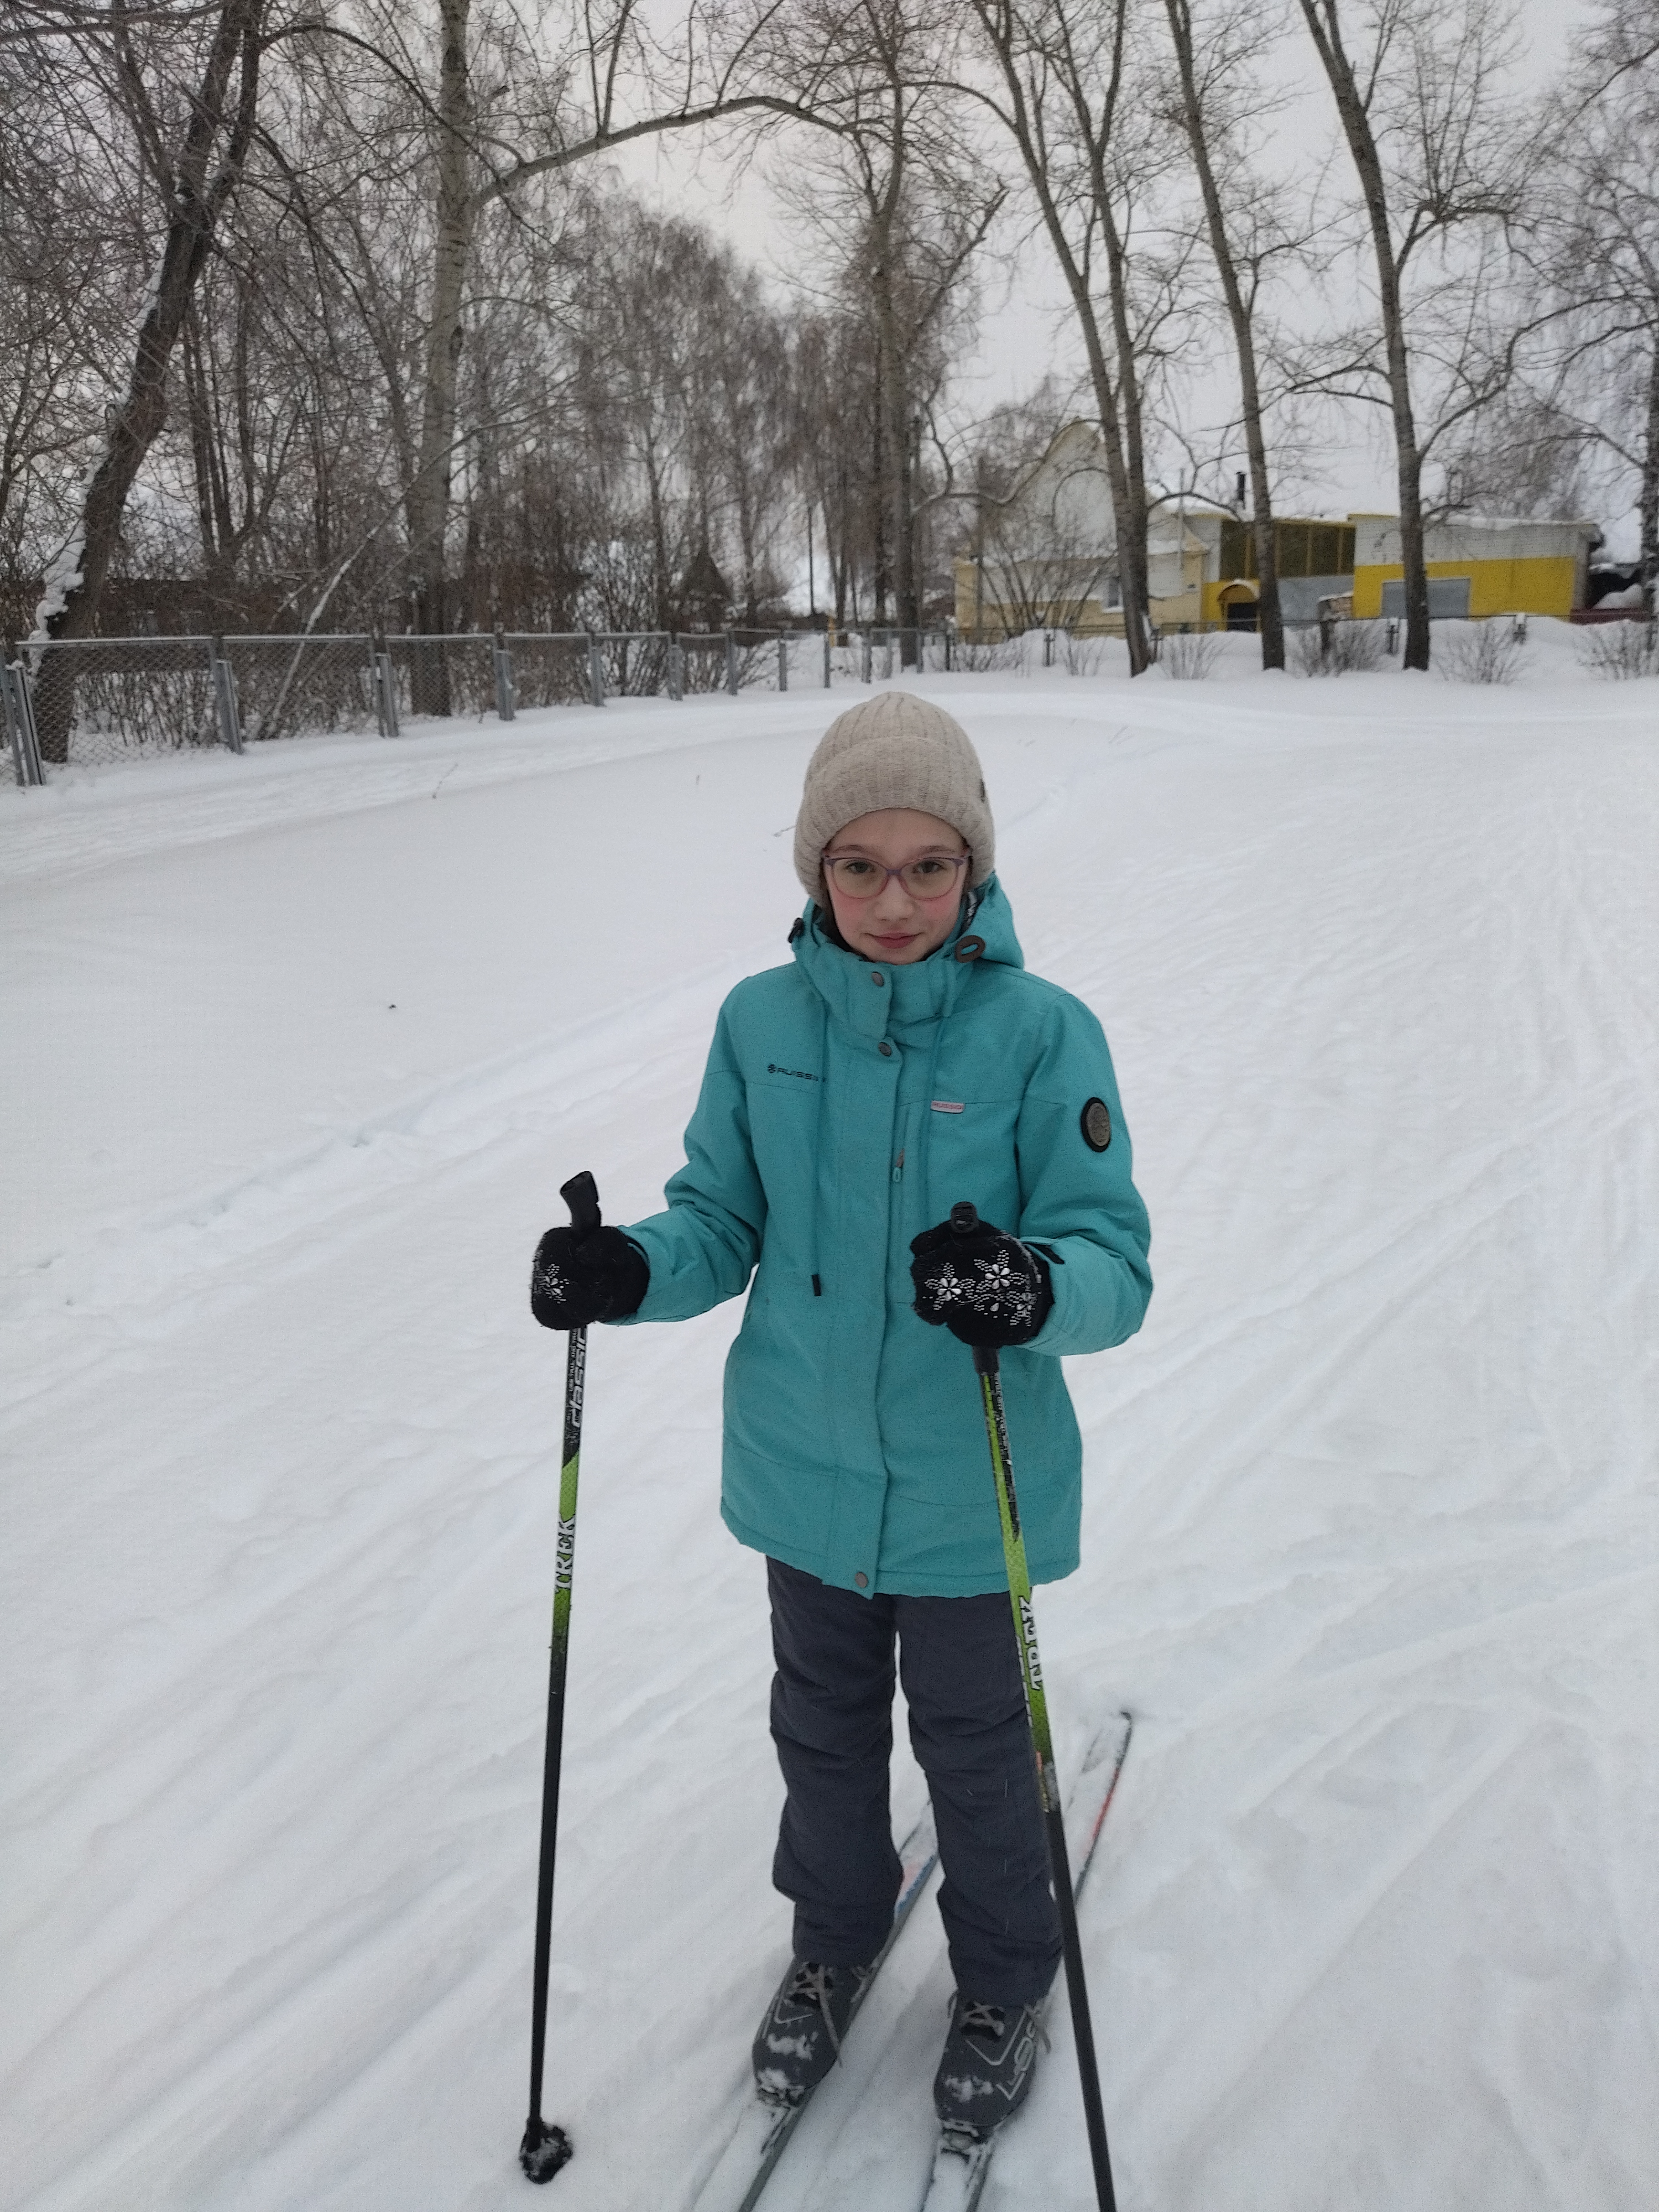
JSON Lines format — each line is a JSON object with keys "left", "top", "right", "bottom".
{"left": 766, "top": 1062, "right": 822, "bottom": 1082}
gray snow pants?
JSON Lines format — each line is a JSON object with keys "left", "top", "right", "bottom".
{"left": 766, "top": 1556, "right": 1061, "bottom": 2007}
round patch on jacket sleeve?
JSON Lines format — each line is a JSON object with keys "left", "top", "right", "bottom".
{"left": 1081, "top": 1097, "right": 1113, "bottom": 1152}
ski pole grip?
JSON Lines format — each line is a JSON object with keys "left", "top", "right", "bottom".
{"left": 950, "top": 1201, "right": 979, "bottom": 1239}
{"left": 560, "top": 1170, "right": 601, "bottom": 1243}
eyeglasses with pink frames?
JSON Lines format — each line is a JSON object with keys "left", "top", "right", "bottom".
{"left": 820, "top": 849, "right": 971, "bottom": 901}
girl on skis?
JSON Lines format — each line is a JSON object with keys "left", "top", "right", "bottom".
{"left": 531, "top": 690, "right": 1151, "bottom": 2133}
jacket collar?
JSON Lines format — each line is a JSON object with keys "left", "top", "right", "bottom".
{"left": 791, "top": 877, "right": 1024, "bottom": 1041}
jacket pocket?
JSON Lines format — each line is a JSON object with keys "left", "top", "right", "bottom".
{"left": 921, "top": 1097, "right": 1022, "bottom": 1228}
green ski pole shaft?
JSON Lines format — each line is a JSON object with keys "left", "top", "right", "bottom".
{"left": 520, "top": 1170, "right": 599, "bottom": 2185}
{"left": 950, "top": 1202, "right": 1118, "bottom": 2212}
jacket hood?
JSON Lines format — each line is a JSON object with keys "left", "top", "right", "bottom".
{"left": 791, "top": 875, "right": 1024, "bottom": 1039}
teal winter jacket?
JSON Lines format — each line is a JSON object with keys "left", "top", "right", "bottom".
{"left": 620, "top": 879, "right": 1151, "bottom": 1597}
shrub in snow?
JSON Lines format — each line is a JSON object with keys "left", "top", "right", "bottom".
{"left": 1159, "top": 630, "right": 1223, "bottom": 680}
{"left": 953, "top": 635, "right": 1025, "bottom": 674}
{"left": 1578, "top": 619, "right": 1658, "bottom": 680}
{"left": 1293, "top": 620, "right": 1386, "bottom": 676}
{"left": 1063, "top": 633, "right": 1110, "bottom": 677}
{"left": 1437, "top": 622, "right": 1528, "bottom": 685}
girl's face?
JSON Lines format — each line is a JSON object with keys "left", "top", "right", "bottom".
{"left": 822, "top": 808, "right": 969, "bottom": 964}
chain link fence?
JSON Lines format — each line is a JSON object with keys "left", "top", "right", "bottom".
{"left": 503, "top": 634, "right": 596, "bottom": 711}
{"left": 384, "top": 634, "right": 500, "bottom": 723}
{"left": 7, "top": 636, "right": 221, "bottom": 769}
{"left": 223, "top": 635, "right": 379, "bottom": 744}
{"left": 5, "top": 623, "right": 964, "bottom": 785}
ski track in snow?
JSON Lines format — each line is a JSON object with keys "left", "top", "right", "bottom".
{"left": 4, "top": 662, "right": 1657, "bottom": 2211}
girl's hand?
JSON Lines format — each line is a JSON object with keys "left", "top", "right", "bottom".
{"left": 530, "top": 1223, "right": 649, "bottom": 1329}
{"left": 909, "top": 1217, "right": 1054, "bottom": 1348}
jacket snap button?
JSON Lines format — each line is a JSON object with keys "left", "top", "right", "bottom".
{"left": 854, "top": 1571, "right": 869, "bottom": 1588}
{"left": 870, "top": 971, "right": 885, "bottom": 987}
{"left": 878, "top": 1041, "right": 893, "bottom": 1057}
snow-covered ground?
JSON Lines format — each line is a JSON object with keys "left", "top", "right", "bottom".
{"left": 5, "top": 634, "right": 1657, "bottom": 2212}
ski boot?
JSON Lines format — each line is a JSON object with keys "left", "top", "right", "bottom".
{"left": 752, "top": 1957, "right": 876, "bottom": 2107}
{"left": 932, "top": 1994, "right": 1043, "bottom": 2138}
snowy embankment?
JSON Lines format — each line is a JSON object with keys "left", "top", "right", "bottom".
{"left": 4, "top": 644, "right": 1657, "bottom": 2212}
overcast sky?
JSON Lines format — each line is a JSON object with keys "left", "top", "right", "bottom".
{"left": 608, "top": 0, "right": 1613, "bottom": 530}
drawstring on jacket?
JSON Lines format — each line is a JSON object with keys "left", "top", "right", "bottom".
{"left": 792, "top": 909, "right": 828, "bottom": 1298}
{"left": 811, "top": 997, "right": 828, "bottom": 1296}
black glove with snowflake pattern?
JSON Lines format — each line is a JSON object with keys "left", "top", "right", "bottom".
{"left": 909, "top": 1214, "right": 1055, "bottom": 1348}
{"left": 530, "top": 1223, "right": 649, "bottom": 1328}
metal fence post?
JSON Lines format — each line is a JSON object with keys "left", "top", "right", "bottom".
{"left": 2, "top": 661, "right": 22, "bottom": 786}
{"left": 2, "top": 662, "right": 28, "bottom": 785}
{"left": 211, "top": 639, "right": 243, "bottom": 752}
{"left": 861, "top": 631, "right": 872, "bottom": 684}
{"left": 724, "top": 630, "right": 738, "bottom": 696}
{"left": 823, "top": 630, "right": 832, "bottom": 688}
{"left": 944, "top": 628, "right": 953, "bottom": 672}
{"left": 3, "top": 659, "right": 46, "bottom": 785}
{"left": 373, "top": 644, "right": 400, "bottom": 737}
{"left": 778, "top": 634, "right": 789, "bottom": 692}
{"left": 667, "top": 638, "right": 684, "bottom": 701}
{"left": 494, "top": 628, "right": 517, "bottom": 720}
{"left": 588, "top": 633, "right": 605, "bottom": 707}
{"left": 0, "top": 664, "right": 18, "bottom": 786}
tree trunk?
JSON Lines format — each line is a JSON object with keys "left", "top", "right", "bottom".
{"left": 898, "top": 408, "right": 920, "bottom": 652}
{"left": 182, "top": 305, "right": 226, "bottom": 572}
{"left": 1078, "top": 1, "right": 1154, "bottom": 671}
{"left": 1298, "top": 0, "right": 1431, "bottom": 669}
{"left": 968, "top": 2, "right": 1153, "bottom": 675}
{"left": 33, "top": 0, "right": 263, "bottom": 755}
{"left": 1164, "top": 0, "right": 1284, "bottom": 668}
{"left": 870, "top": 333, "right": 889, "bottom": 625}
{"left": 1097, "top": 207, "right": 1152, "bottom": 664}
{"left": 1641, "top": 332, "right": 1659, "bottom": 619}
{"left": 645, "top": 444, "right": 672, "bottom": 629}
{"left": 832, "top": 455, "right": 851, "bottom": 626}
{"left": 404, "top": 0, "right": 477, "bottom": 680}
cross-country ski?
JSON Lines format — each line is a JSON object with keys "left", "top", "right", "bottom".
{"left": 921, "top": 1715, "right": 1133, "bottom": 2212}
{"left": 691, "top": 1808, "right": 939, "bottom": 2212}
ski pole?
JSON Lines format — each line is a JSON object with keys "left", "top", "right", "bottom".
{"left": 950, "top": 1199, "right": 1119, "bottom": 2212}
{"left": 519, "top": 1169, "right": 601, "bottom": 2185}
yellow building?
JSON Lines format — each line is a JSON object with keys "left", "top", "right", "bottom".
{"left": 951, "top": 425, "right": 1603, "bottom": 635}
{"left": 1187, "top": 513, "right": 1600, "bottom": 628}
{"left": 1347, "top": 516, "right": 1600, "bottom": 622}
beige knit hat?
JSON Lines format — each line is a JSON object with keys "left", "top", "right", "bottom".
{"left": 793, "top": 692, "right": 995, "bottom": 898}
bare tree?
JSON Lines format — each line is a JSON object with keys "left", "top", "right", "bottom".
{"left": 787, "top": 306, "right": 878, "bottom": 624}
{"left": 959, "top": 0, "right": 1185, "bottom": 675}
{"left": 1520, "top": 1, "right": 1659, "bottom": 613}
{"left": 0, "top": 64, "right": 134, "bottom": 591}
{"left": 359, "top": 0, "right": 877, "bottom": 638}
{"left": 1160, "top": 0, "right": 1295, "bottom": 667}
{"left": 771, "top": 0, "right": 1001, "bottom": 653}
{"left": 1294, "top": 0, "right": 1526, "bottom": 669}
{"left": 33, "top": 0, "right": 265, "bottom": 678}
